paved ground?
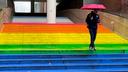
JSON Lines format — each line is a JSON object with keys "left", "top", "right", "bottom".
{"left": 12, "top": 16, "right": 73, "bottom": 23}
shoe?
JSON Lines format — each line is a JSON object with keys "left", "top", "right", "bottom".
{"left": 89, "top": 46, "right": 93, "bottom": 50}
{"left": 89, "top": 47, "right": 96, "bottom": 51}
{"left": 92, "top": 47, "right": 96, "bottom": 51}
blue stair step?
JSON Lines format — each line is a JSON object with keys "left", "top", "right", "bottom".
{"left": 0, "top": 54, "right": 128, "bottom": 71}
{"left": 1, "top": 69, "right": 128, "bottom": 72}
{"left": 0, "top": 59, "right": 128, "bottom": 65}
{"left": 1, "top": 54, "right": 128, "bottom": 59}
{"left": 0, "top": 65, "right": 128, "bottom": 71}
{"left": 1, "top": 63, "right": 128, "bottom": 66}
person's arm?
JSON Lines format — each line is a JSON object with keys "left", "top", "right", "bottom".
{"left": 86, "top": 14, "right": 89, "bottom": 23}
{"left": 86, "top": 14, "right": 91, "bottom": 28}
{"left": 97, "top": 15, "right": 100, "bottom": 23}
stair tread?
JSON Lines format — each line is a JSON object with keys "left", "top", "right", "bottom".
{"left": 1, "top": 57, "right": 128, "bottom": 60}
{"left": 1, "top": 63, "right": 128, "bottom": 67}
{"left": 1, "top": 69, "right": 128, "bottom": 72}
{"left": 1, "top": 54, "right": 128, "bottom": 59}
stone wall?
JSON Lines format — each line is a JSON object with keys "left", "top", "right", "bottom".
{"left": 100, "top": 0, "right": 122, "bottom": 12}
{"left": 100, "top": 12, "right": 128, "bottom": 39}
{"left": 100, "top": 0, "right": 128, "bottom": 18}
{"left": 120, "top": 0, "right": 128, "bottom": 18}
{"left": 0, "top": 8, "right": 12, "bottom": 24}
{"left": 58, "top": 9, "right": 90, "bottom": 23}
{"left": 0, "top": 0, "right": 7, "bottom": 9}
{"left": 121, "top": 0, "right": 128, "bottom": 13}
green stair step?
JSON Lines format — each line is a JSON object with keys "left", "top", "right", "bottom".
{"left": 0, "top": 44, "right": 127, "bottom": 54}
{"left": 0, "top": 44, "right": 127, "bottom": 50}
{"left": 0, "top": 50, "right": 126, "bottom": 54}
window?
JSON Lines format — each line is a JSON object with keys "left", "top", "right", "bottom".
{"left": 34, "top": 1, "right": 47, "bottom": 13}
{"left": 14, "top": 1, "right": 31, "bottom": 13}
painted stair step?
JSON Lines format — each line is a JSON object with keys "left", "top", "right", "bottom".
{"left": 1, "top": 54, "right": 128, "bottom": 59}
{"left": 0, "top": 44, "right": 127, "bottom": 50}
{"left": 0, "top": 64, "right": 128, "bottom": 71}
{"left": 0, "top": 57, "right": 128, "bottom": 61}
{"left": 1, "top": 58, "right": 128, "bottom": 62}
{"left": 2, "top": 23, "right": 111, "bottom": 33}
{"left": 0, "top": 59, "right": 128, "bottom": 65}
{"left": 1, "top": 62, "right": 128, "bottom": 66}
{"left": 0, "top": 33, "right": 127, "bottom": 44}
{"left": 0, "top": 50, "right": 126, "bottom": 54}
{"left": 1, "top": 69, "right": 128, "bottom": 72}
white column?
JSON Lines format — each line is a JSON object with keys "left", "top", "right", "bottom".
{"left": 47, "top": 0, "right": 56, "bottom": 23}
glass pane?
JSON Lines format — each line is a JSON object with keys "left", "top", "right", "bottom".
{"left": 34, "top": 1, "right": 47, "bottom": 13}
{"left": 34, "top": 2, "right": 41, "bottom": 13}
{"left": 14, "top": 1, "right": 31, "bottom": 13}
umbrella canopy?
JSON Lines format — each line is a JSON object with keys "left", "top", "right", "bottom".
{"left": 81, "top": 4, "right": 106, "bottom": 10}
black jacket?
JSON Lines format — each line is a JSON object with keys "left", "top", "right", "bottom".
{"left": 86, "top": 12, "right": 100, "bottom": 28}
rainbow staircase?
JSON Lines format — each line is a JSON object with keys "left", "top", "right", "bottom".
{"left": 0, "top": 23, "right": 128, "bottom": 72}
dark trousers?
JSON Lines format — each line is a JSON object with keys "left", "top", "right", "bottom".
{"left": 88, "top": 28, "right": 97, "bottom": 47}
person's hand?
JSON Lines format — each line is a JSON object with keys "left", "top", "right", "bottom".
{"left": 99, "top": 23, "right": 102, "bottom": 25}
{"left": 87, "top": 26, "right": 89, "bottom": 28}
{"left": 97, "top": 19, "right": 100, "bottom": 23}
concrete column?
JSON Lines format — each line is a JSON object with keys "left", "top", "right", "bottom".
{"left": 47, "top": 0, "right": 56, "bottom": 23}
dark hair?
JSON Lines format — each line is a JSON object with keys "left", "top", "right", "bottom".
{"left": 91, "top": 11, "right": 93, "bottom": 13}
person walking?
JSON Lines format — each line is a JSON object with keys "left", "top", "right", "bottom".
{"left": 86, "top": 10, "right": 100, "bottom": 50}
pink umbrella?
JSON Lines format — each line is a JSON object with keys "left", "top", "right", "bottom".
{"left": 81, "top": 4, "right": 106, "bottom": 10}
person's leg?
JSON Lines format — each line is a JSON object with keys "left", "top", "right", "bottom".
{"left": 92, "top": 28, "right": 97, "bottom": 48}
{"left": 89, "top": 28, "right": 97, "bottom": 50}
{"left": 89, "top": 28, "right": 94, "bottom": 48}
